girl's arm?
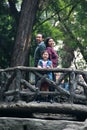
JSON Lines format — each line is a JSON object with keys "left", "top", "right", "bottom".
{"left": 47, "top": 61, "right": 53, "bottom": 68}
{"left": 37, "top": 65, "right": 42, "bottom": 68}
{"left": 50, "top": 64, "right": 53, "bottom": 68}
{"left": 37, "top": 60, "right": 42, "bottom": 68}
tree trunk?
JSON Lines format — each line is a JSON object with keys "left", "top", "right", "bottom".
{"left": 11, "top": 0, "right": 39, "bottom": 67}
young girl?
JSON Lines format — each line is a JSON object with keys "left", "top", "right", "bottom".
{"left": 38, "top": 50, "right": 54, "bottom": 102}
{"left": 38, "top": 50, "right": 53, "bottom": 81}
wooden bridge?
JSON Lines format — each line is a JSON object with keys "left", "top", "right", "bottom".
{"left": 0, "top": 66, "right": 87, "bottom": 120}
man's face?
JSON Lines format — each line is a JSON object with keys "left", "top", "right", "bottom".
{"left": 36, "top": 34, "right": 43, "bottom": 43}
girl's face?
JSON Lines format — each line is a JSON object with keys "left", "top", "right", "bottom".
{"left": 42, "top": 51, "right": 49, "bottom": 61}
{"left": 48, "top": 38, "right": 54, "bottom": 47}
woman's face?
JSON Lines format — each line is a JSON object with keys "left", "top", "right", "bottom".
{"left": 48, "top": 38, "right": 54, "bottom": 47}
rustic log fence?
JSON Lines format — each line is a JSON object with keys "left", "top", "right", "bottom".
{"left": 0, "top": 66, "right": 87, "bottom": 104}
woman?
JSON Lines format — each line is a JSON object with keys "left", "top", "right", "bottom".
{"left": 45, "top": 37, "right": 58, "bottom": 68}
{"left": 45, "top": 37, "right": 58, "bottom": 82}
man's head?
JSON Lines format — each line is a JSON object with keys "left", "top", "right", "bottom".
{"left": 36, "top": 34, "right": 44, "bottom": 43}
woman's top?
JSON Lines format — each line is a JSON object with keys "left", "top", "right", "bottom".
{"left": 46, "top": 47, "right": 58, "bottom": 67}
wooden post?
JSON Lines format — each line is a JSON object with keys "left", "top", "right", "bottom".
{"left": 14, "top": 69, "right": 22, "bottom": 102}
{"left": 69, "top": 71, "right": 76, "bottom": 103}
{"left": 0, "top": 72, "right": 6, "bottom": 101}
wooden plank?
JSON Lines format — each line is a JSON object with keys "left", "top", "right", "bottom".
{"left": 0, "top": 102, "right": 87, "bottom": 117}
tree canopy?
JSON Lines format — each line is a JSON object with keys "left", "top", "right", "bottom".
{"left": 0, "top": 0, "right": 87, "bottom": 69}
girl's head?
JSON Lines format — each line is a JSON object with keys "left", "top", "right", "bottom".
{"left": 41, "top": 50, "right": 49, "bottom": 61}
{"left": 45, "top": 37, "right": 54, "bottom": 47}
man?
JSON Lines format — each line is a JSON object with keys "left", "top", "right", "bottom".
{"left": 34, "top": 33, "right": 46, "bottom": 67}
{"left": 34, "top": 33, "right": 46, "bottom": 91}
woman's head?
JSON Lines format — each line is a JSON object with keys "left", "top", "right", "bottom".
{"left": 45, "top": 37, "right": 54, "bottom": 47}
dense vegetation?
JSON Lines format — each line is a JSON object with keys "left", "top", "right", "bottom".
{"left": 0, "top": 0, "right": 87, "bottom": 69}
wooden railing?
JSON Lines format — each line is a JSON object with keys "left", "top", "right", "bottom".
{"left": 0, "top": 66, "right": 87, "bottom": 104}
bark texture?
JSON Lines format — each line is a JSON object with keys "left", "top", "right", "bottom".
{"left": 11, "top": 0, "right": 39, "bottom": 66}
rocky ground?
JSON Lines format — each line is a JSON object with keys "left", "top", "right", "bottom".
{"left": 0, "top": 117, "right": 87, "bottom": 130}
{"left": 0, "top": 101, "right": 87, "bottom": 130}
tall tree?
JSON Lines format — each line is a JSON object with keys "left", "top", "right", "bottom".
{"left": 10, "top": 0, "right": 39, "bottom": 66}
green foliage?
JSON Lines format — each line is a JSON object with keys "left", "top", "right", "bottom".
{"left": 0, "top": 1, "right": 16, "bottom": 68}
{"left": 34, "top": 21, "right": 63, "bottom": 42}
{"left": 30, "top": 21, "right": 63, "bottom": 66}
{"left": 0, "top": 0, "right": 87, "bottom": 69}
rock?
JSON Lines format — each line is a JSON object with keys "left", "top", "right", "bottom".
{"left": 0, "top": 117, "right": 86, "bottom": 130}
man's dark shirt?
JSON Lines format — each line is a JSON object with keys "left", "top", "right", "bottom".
{"left": 34, "top": 41, "right": 46, "bottom": 67}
